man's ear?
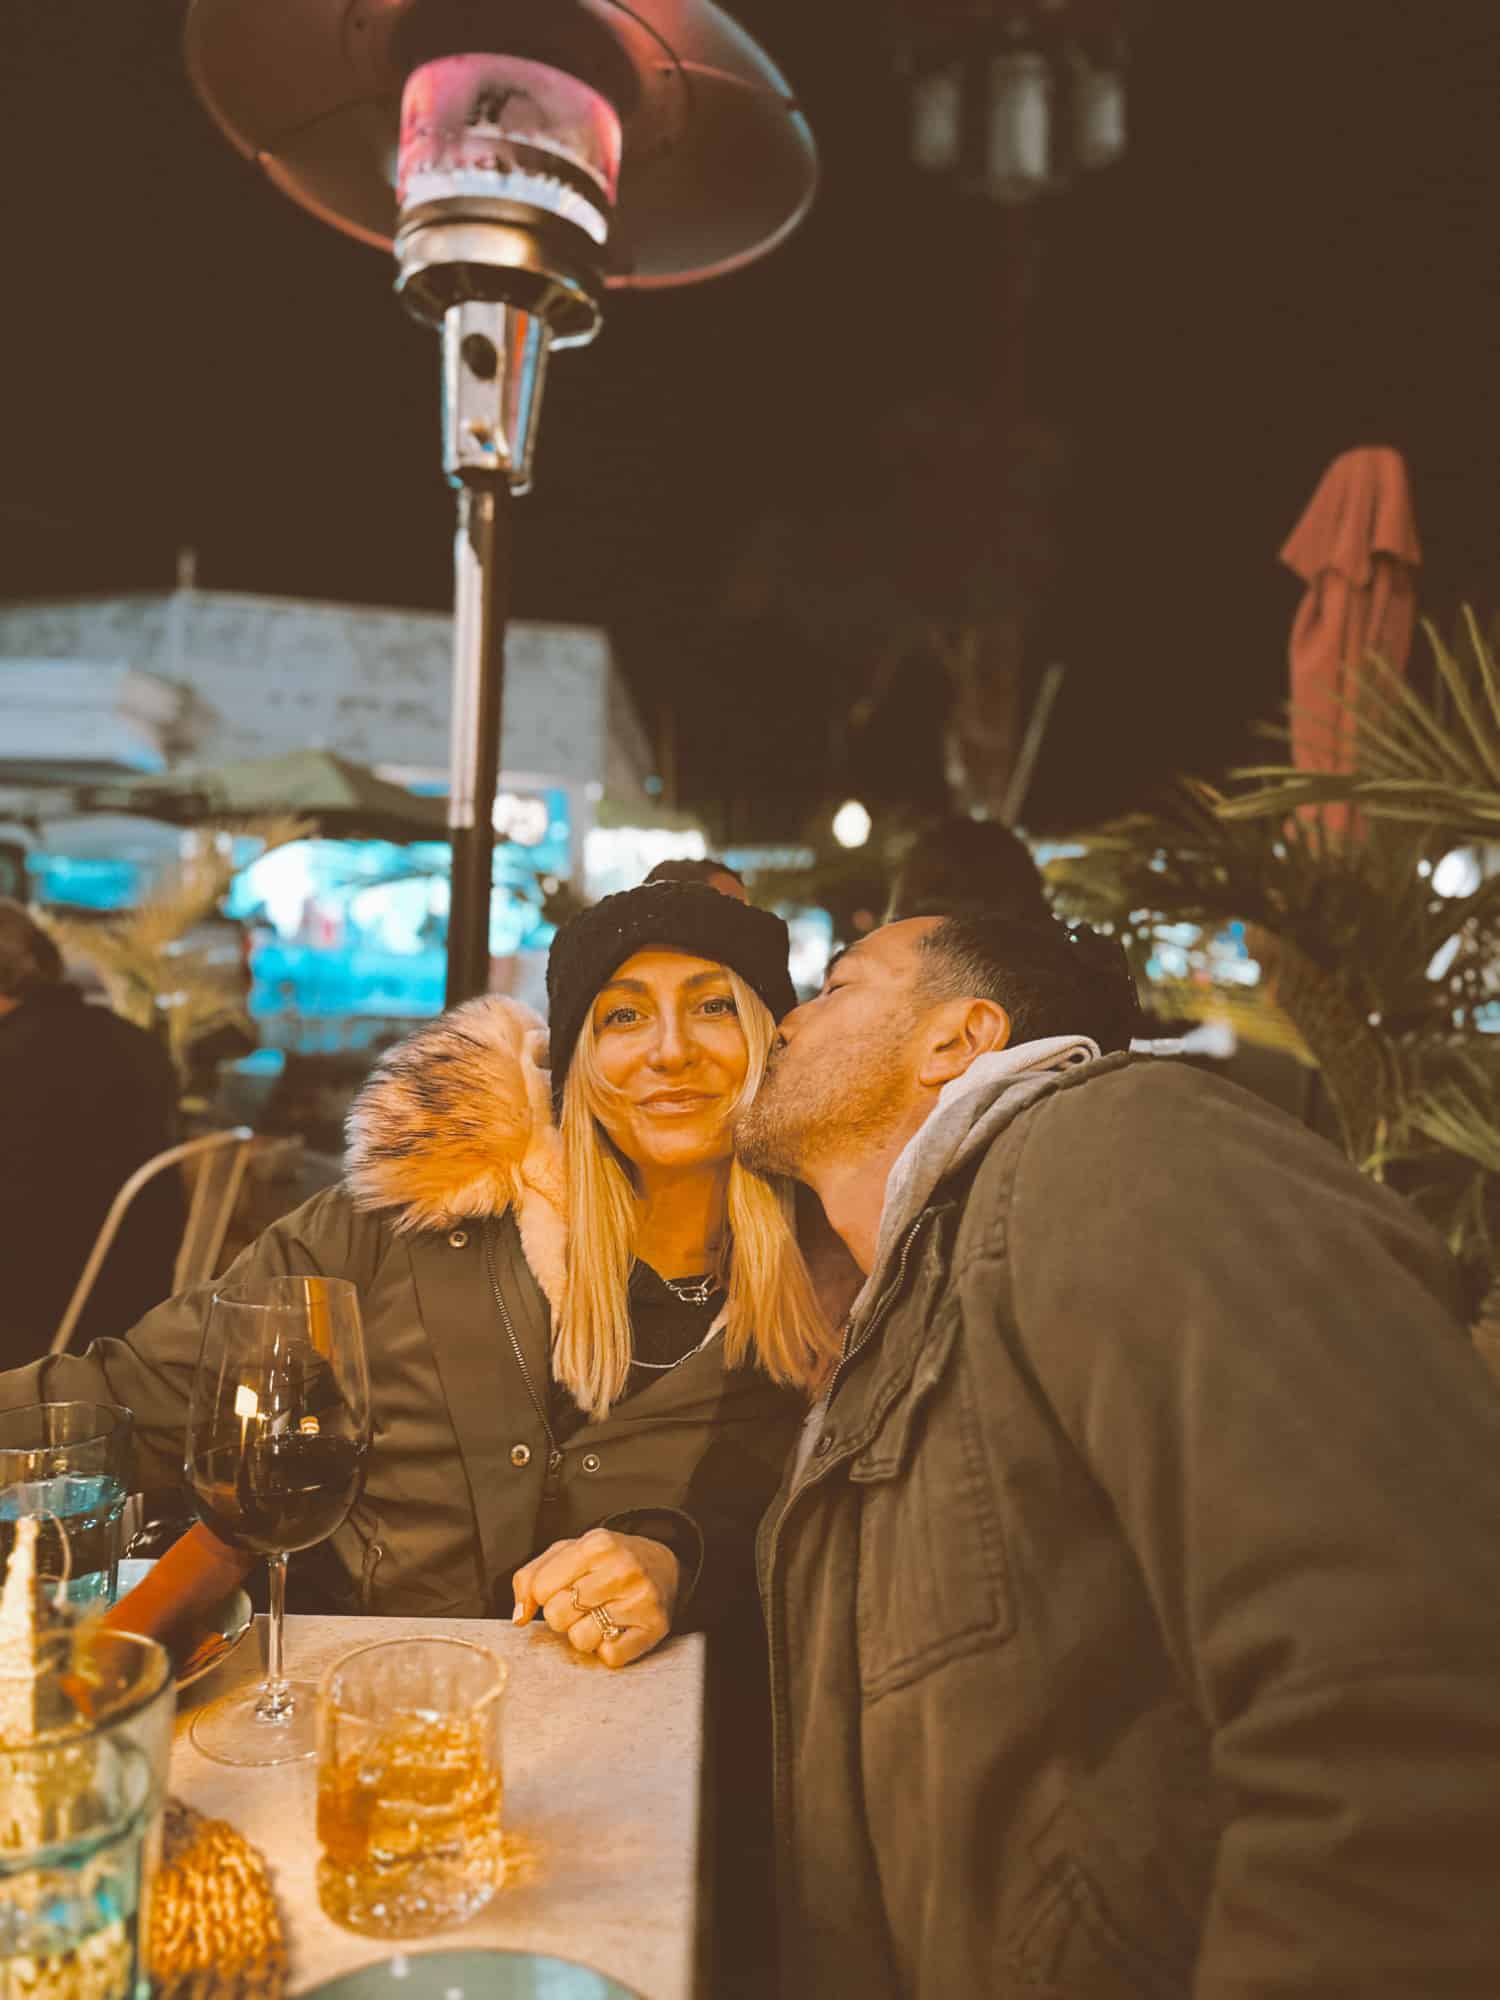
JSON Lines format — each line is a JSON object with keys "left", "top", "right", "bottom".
{"left": 915, "top": 999, "right": 1012, "bottom": 1089}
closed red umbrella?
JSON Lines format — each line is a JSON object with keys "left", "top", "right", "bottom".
{"left": 1280, "top": 445, "right": 1422, "bottom": 836}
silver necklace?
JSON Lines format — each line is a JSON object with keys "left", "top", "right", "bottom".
{"left": 660, "top": 1273, "right": 721, "bottom": 1308}
{"left": 631, "top": 1349, "right": 700, "bottom": 1372}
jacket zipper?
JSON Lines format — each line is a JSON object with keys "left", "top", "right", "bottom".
{"left": 485, "top": 1225, "right": 564, "bottom": 1477}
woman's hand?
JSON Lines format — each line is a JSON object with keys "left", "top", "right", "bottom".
{"left": 511, "top": 1528, "right": 681, "bottom": 1668}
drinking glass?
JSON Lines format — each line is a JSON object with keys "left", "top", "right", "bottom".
{"left": 0, "top": 1402, "right": 134, "bottom": 1614}
{"left": 316, "top": 1636, "right": 507, "bottom": 1938}
{"left": 0, "top": 1627, "right": 175, "bottom": 2000}
{"left": 185, "top": 1274, "right": 370, "bottom": 1766}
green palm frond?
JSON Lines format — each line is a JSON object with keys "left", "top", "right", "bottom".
{"left": 1049, "top": 606, "right": 1500, "bottom": 1301}
{"left": 1220, "top": 611, "right": 1500, "bottom": 839}
{"left": 1476, "top": 1279, "right": 1500, "bottom": 1377}
{"left": 44, "top": 815, "right": 309, "bottom": 1093}
{"left": 1376, "top": 1071, "right": 1500, "bottom": 1281}
{"left": 1048, "top": 779, "right": 1489, "bottom": 1035}
{"left": 1242, "top": 925, "right": 1396, "bottom": 1164}
{"left": 1149, "top": 981, "right": 1315, "bottom": 1065}
{"left": 1396, "top": 1044, "right": 1500, "bottom": 1176}
{"left": 1407, "top": 1093, "right": 1500, "bottom": 1174}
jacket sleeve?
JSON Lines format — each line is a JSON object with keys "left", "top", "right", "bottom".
{"left": 0, "top": 1186, "right": 385, "bottom": 1495}
{"left": 601, "top": 1505, "right": 706, "bottom": 1617}
{"left": 1000, "top": 1063, "right": 1500, "bottom": 1997}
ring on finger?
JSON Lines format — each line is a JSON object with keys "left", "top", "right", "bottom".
{"left": 569, "top": 1584, "right": 585, "bottom": 1615}
{"left": 591, "top": 1602, "right": 624, "bottom": 1643}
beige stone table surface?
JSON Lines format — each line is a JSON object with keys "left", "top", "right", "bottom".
{"left": 168, "top": 1613, "right": 707, "bottom": 2000}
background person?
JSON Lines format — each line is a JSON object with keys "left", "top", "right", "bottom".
{"left": 0, "top": 897, "right": 183, "bottom": 1366}
{"left": 643, "top": 855, "right": 750, "bottom": 902}
{"left": 738, "top": 910, "right": 1500, "bottom": 1998}
{"left": 883, "top": 812, "right": 1051, "bottom": 924}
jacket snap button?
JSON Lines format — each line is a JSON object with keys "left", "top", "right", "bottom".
{"left": 509, "top": 1443, "right": 531, "bottom": 1469}
{"left": 581, "top": 1452, "right": 601, "bottom": 1474}
{"left": 815, "top": 1431, "right": 835, "bottom": 1456}
{"left": 447, "top": 1228, "right": 469, "bottom": 1249}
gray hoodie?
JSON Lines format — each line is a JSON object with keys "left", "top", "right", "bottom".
{"left": 791, "top": 1034, "right": 1100, "bottom": 1485}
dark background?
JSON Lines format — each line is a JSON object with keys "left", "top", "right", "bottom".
{"left": 3, "top": 0, "right": 1499, "bottom": 838}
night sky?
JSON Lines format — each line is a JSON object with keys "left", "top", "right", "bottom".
{"left": 3, "top": 1, "right": 1500, "bottom": 841}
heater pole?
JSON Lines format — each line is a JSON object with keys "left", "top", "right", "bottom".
{"left": 444, "top": 474, "right": 512, "bottom": 1008}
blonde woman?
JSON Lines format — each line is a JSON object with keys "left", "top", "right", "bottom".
{"left": 2, "top": 881, "right": 836, "bottom": 1665}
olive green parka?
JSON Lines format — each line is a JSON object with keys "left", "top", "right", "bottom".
{"left": 3, "top": 998, "right": 804, "bottom": 1621}
{"left": 761, "top": 1053, "right": 1500, "bottom": 1997}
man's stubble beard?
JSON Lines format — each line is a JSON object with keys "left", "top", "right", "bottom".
{"left": 736, "top": 1014, "right": 917, "bottom": 1183}
{"left": 733, "top": 1065, "right": 806, "bottom": 1178}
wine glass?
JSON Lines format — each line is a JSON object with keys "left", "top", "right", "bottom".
{"left": 185, "top": 1274, "right": 371, "bottom": 1766}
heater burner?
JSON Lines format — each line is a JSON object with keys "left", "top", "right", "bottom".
{"left": 185, "top": 0, "right": 816, "bottom": 286}
{"left": 398, "top": 55, "right": 623, "bottom": 248}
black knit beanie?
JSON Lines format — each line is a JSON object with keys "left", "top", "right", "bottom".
{"left": 546, "top": 881, "right": 796, "bottom": 1108}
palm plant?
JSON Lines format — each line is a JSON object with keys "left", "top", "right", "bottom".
{"left": 1046, "top": 616, "right": 1500, "bottom": 1323}
{"left": 1218, "top": 613, "right": 1500, "bottom": 1330}
{"left": 42, "top": 816, "right": 310, "bottom": 1098}
{"left": 1220, "top": 609, "right": 1500, "bottom": 843}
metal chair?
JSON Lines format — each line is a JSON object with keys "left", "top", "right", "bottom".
{"left": 49, "top": 1127, "right": 256, "bottom": 1357}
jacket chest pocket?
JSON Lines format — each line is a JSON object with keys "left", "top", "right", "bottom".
{"left": 852, "top": 1324, "right": 1014, "bottom": 1702}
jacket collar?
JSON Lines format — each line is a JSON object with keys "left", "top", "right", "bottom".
{"left": 812, "top": 1050, "right": 1140, "bottom": 1483}
{"left": 344, "top": 996, "right": 568, "bottom": 1314}
{"left": 845, "top": 1036, "right": 1103, "bottom": 1342}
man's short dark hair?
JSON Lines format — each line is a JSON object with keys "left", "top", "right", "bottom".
{"left": 886, "top": 816, "right": 1049, "bottom": 925}
{"left": 0, "top": 899, "right": 63, "bottom": 1000}
{"left": 643, "top": 857, "right": 745, "bottom": 892}
{"left": 918, "top": 912, "right": 1141, "bottom": 1055}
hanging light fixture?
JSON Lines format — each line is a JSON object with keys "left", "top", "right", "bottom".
{"left": 904, "top": 2, "right": 1127, "bottom": 204}
{"left": 985, "top": 44, "right": 1052, "bottom": 202}
{"left": 1070, "top": 43, "right": 1128, "bottom": 172}
{"left": 184, "top": 0, "right": 817, "bottom": 1004}
{"left": 910, "top": 62, "right": 964, "bottom": 175}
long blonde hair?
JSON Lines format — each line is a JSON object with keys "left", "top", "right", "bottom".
{"left": 556, "top": 970, "right": 835, "bottom": 1417}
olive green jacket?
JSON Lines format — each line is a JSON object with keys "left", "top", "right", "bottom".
{"left": 4, "top": 999, "right": 804, "bottom": 1620}
{"left": 760, "top": 1054, "right": 1500, "bottom": 1998}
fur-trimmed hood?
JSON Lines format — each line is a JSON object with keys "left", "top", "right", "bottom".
{"left": 345, "top": 996, "right": 568, "bottom": 1313}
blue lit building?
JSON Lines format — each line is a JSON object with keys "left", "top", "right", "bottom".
{"left": 0, "top": 585, "right": 656, "bottom": 1040}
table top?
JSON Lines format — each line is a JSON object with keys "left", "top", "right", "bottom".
{"left": 169, "top": 1613, "right": 707, "bottom": 2000}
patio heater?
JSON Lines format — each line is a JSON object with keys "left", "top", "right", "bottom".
{"left": 184, "top": 0, "right": 818, "bottom": 1005}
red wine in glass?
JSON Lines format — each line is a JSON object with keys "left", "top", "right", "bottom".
{"left": 186, "top": 1275, "right": 371, "bottom": 1766}
{"left": 191, "top": 1432, "right": 367, "bottom": 1555}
